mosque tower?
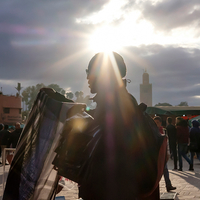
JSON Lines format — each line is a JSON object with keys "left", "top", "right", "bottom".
{"left": 140, "top": 70, "right": 152, "bottom": 107}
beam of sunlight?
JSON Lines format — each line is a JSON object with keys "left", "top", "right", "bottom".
{"left": 121, "top": 48, "right": 152, "bottom": 72}
{"left": 109, "top": 52, "right": 124, "bottom": 88}
{"left": 52, "top": 48, "right": 89, "bottom": 70}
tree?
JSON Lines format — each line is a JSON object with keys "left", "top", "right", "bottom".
{"left": 79, "top": 91, "right": 84, "bottom": 102}
{"left": 177, "top": 101, "right": 188, "bottom": 106}
{"left": 22, "top": 89, "right": 29, "bottom": 111}
{"left": 21, "top": 83, "right": 45, "bottom": 111}
{"left": 74, "top": 92, "right": 95, "bottom": 110}
{"left": 21, "top": 83, "right": 66, "bottom": 111}
{"left": 47, "top": 84, "right": 65, "bottom": 95}
{"left": 75, "top": 91, "right": 79, "bottom": 102}
{"left": 83, "top": 95, "right": 94, "bottom": 109}
{"left": 155, "top": 103, "right": 172, "bottom": 106}
{"left": 66, "top": 92, "right": 74, "bottom": 100}
{"left": 75, "top": 91, "right": 85, "bottom": 103}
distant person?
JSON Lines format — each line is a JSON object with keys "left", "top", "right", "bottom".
{"left": 1, "top": 125, "right": 11, "bottom": 147}
{"left": 154, "top": 116, "right": 176, "bottom": 192}
{"left": 0, "top": 123, "right": 5, "bottom": 164}
{"left": 176, "top": 118, "right": 192, "bottom": 171}
{"left": 0, "top": 124, "right": 4, "bottom": 132}
{"left": 166, "top": 117, "right": 177, "bottom": 170}
{"left": 8, "top": 122, "right": 23, "bottom": 148}
{"left": 0, "top": 125, "right": 11, "bottom": 165}
{"left": 189, "top": 120, "right": 200, "bottom": 169}
{"left": 175, "top": 117, "right": 182, "bottom": 126}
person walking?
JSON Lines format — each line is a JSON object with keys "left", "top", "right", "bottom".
{"left": 176, "top": 118, "right": 192, "bottom": 171}
{"left": 189, "top": 120, "right": 200, "bottom": 169}
{"left": 154, "top": 116, "right": 176, "bottom": 192}
{"left": 166, "top": 117, "right": 177, "bottom": 170}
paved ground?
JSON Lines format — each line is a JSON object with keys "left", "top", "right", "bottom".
{"left": 160, "top": 157, "right": 200, "bottom": 200}
{"left": 0, "top": 157, "right": 200, "bottom": 200}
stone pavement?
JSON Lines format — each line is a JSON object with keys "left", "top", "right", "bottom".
{"left": 160, "top": 157, "right": 200, "bottom": 200}
{"left": 0, "top": 158, "right": 200, "bottom": 200}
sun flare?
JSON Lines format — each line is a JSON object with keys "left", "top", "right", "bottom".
{"left": 89, "top": 27, "right": 124, "bottom": 53}
{"left": 87, "top": 13, "right": 155, "bottom": 53}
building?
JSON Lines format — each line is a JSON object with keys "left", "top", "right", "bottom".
{"left": 0, "top": 92, "right": 22, "bottom": 125}
{"left": 140, "top": 70, "right": 152, "bottom": 106}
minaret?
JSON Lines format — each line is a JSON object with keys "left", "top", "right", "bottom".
{"left": 140, "top": 70, "right": 152, "bottom": 106}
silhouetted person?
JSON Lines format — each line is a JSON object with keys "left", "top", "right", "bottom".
{"left": 0, "top": 123, "right": 5, "bottom": 164}
{"left": 189, "top": 120, "right": 200, "bottom": 169}
{"left": 1, "top": 125, "right": 11, "bottom": 147}
{"left": 166, "top": 117, "right": 177, "bottom": 170}
{"left": 79, "top": 52, "right": 166, "bottom": 200}
{"left": 1, "top": 125, "right": 11, "bottom": 165}
{"left": 154, "top": 116, "right": 176, "bottom": 192}
{"left": 176, "top": 118, "right": 192, "bottom": 171}
{"left": 8, "top": 122, "right": 23, "bottom": 148}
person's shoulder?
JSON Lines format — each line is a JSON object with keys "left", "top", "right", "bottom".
{"left": 166, "top": 124, "right": 170, "bottom": 128}
{"left": 2, "top": 130, "right": 10, "bottom": 134}
{"left": 128, "top": 93, "right": 138, "bottom": 107}
{"left": 18, "top": 128, "right": 23, "bottom": 134}
{"left": 169, "top": 124, "right": 176, "bottom": 130}
{"left": 10, "top": 130, "right": 16, "bottom": 135}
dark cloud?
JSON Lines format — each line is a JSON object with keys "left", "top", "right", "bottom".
{"left": 139, "top": 0, "right": 200, "bottom": 32}
{"left": 0, "top": 0, "right": 106, "bottom": 83}
{"left": 123, "top": 45, "right": 200, "bottom": 106}
{"left": 0, "top": 0, "right": 107, "bottom": 25}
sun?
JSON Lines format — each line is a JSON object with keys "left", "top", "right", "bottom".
{"left": 89, "top": 26, "right": 124, "bottom": 53}
{"left": 88, "top": 17, "right": 155, "bottom": 53}
{"left": 79, "top": 1, "right": 157, "bottom": 53}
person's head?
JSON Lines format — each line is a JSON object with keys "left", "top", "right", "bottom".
{"left": 176, "top": 117, "right": 182, "bottom": 125}
{"left": 4, "top": 124, "right": 9, "bottom": 130}
{"left": 167, "top": 117, "right": 172, "bottom": 124}
{"left": 86, "top": 52, "right": 127, "bottom": 94}
{"left": 153, "top": 116, "right": 162, "bottom": 128}
{"left": 192, "top": 120, "right": 200, "bottom": 128}
{"left": 15, "top": 122, "right": 21, "bottom": 129}
{"left": 0, "top": 123, "right": 4, "bottom": 131}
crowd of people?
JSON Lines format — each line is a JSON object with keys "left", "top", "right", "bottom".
{"left": 166, "top": 117, "right": 200, "bottom": 171}
{"left": 0, "top": 122, "right": 23, "bottom": 165}
{"left": 154, "top": 115, "right": 200, "bottom": 172}
{"left": 153, "top": 116, "right": 200, "bottom": 193}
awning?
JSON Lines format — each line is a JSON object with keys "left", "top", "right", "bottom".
{"left": 146, "top": 106, "right": 200, "bottom": 116}
{"left": 145, "top": 107, "right": 173, "bottom": 115}
{"left": 188, "top": 115, "right": 200, "bottom": 127}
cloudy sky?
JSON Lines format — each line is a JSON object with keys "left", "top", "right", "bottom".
{"left": 0, "top": 0, "right": 200, "bottom": 106}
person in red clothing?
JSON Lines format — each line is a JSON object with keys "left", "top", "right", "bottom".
{"left": 166, "top": 117, "right": 177, "bottom": 170}
{"left": 176, "top": 117, "right": 192, "bottom": 171}
{"left": 153, "top": 116, "right": 176, "bottom": 192}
